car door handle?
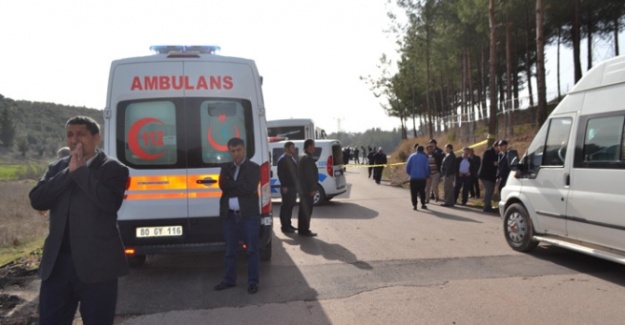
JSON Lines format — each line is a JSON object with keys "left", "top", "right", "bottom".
{"left": 564, "top": 173, "right": 570, "bottom": 186}
{"left": 196, "top": 178, "right": 218, "bottom": 185}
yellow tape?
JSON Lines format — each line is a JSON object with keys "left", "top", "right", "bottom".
{"left": 344, "top": 162, "right": 406, "bottom": 168}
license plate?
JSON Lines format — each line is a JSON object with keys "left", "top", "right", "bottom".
{"left": 136, "top": 225, "right": 183, "bottom": 238}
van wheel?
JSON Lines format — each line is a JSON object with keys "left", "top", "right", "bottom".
{"left": 260, "top": 240, "right": 272, "bottom": 261}
{"left": 313, "top": 185, "right": 326, "bottom": 206}
{"left": 503, "top": 203, "right": 539, "bottom": 252}
{"left": 128, "top": 254, "right": 147, "bottom": 267}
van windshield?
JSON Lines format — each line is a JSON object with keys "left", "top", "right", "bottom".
{"left": 116, "top": 98, "right": 254, "bottom": 169}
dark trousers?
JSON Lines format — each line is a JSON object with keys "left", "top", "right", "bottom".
{"left": 298, "top": 192, "right": 314, "bottom": 232}
{"left": 279, "top": 186, "right": 297, "bottom": 230}
{"left": 373, "top": 167, "right": 384, "bottom": 184}
{"left": 222, "top": 211, "right": 260, "bottom": 286}
{"left": 454, "top": 175, "right": 473, "bottom": 204}
{"left": 368, "top": 166, "right": 373, "bottom": 178}
{"left": 469, "top": 176, "right": 480, "bottom": 198}
{"left": 39, "top": 252, "right": 118, "bottom": 325}
{"left": 409, "top": 179, "right": 427, "bottom": 207}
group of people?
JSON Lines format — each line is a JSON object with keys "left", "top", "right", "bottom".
{"left": 30, "top": 115, "right": 323, "bottom": 324}
{"left": 367, "top": 147, "right": 388, "bottom": 184}
{"left": 405, "top": 138, "right": 513, "bottom": 212}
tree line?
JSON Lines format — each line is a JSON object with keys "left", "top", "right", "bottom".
{"left": 364, "top": 0, "right": 625, "bottom": 142}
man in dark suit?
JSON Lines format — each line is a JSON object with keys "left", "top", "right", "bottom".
{"left": 469, "top": 148, "right": 481, "bottom": 199}
{"left": 30, "top": 116, "right": 129, "bottom": 325}
{"left": 277, "top": 141, "right": 298, "bottom": 233}
{"left": 214, "top": 137, "right": 261, "bottom": 294}
{"left": 441, "top": 143, "right": 457, "bottom": 207}
{"left": 373, "top": 147, "right": 388, "bottom": 184}
{"left": 298, "top": 138, "right": 318, "bottom": 237}
{"left": 478, "top": 141, "right": 499, "bottom": 212}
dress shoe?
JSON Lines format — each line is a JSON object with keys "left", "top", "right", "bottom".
{"left": 281, "top": 227, "right": 295, "bottom": 233}
{"left": 298, "top": 231, "right": 317, "bottom": 237}
{"left": 289, "top": 225, "right": 298, "bottom": 231}
{"left": 248, "top": 284, "right": 259, "bottom": 294}
{"left": 440, "top": 203, "right": 453, "bottom": 207}
{"left": 413, "top": 205, "right": 417, "bottom": 211}
{"left": 214, "top": 282, "right": 236, "bottom": 291}
{"left": 421, "top": 205, "right": 428, "bottom": 210}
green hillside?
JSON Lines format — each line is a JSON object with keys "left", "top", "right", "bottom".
{"left": 0, "top": 94, "right": 104, "bottom": 163}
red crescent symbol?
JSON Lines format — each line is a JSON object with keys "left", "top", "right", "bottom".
{"left": 207, "top": 126, "right": 241, "bottom": 151}
{"left": 128, "top": 117, "right": 166, "bottom": 160}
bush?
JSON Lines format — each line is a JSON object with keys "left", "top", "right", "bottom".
{"left": 15, "top": 163, "right": 47, "bottom": 181}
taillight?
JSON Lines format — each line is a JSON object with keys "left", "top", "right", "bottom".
{"left": 260, "top": 162, "right": 271, "bottom": 214}
{"left": 125, "top": 248, "right": 136, "bottom": 256}
{"left": 327, "top": 155, "right": 334, "bottom": 177}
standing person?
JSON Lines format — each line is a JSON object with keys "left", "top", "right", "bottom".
{"left": 29, "top": 116, "right": 129, "bottom": 325}
{"left": 215, "top": 137, "right": 261, "bottom": 294}
{"left": 440, "top": 143, "right": 457, "bottom": 207}
{"left": 354, "top": 147, "right": 360, "bottom": 164}
{"left": 497, "top": 140, "right": 511, "bottom": 194}
{"left": 277, "top": 141, "right": 298, "bottom": 233}
{"left": 361, "top": 146, "right": 367, "bottom": 164}
{"left": 56, "top": 146, "right": 71, "bottom": 159}
{"left": 367, "top": 148, "right": 376, "bottom": 178}
{"left": 469, "top": 148, "right": 481, "bottom": 199}
{"left": 373, "top": 147, "right": 388, "bottom": 184}
{"left": 427, "top": 139, "right": 444, "bottom": 201}
{"left": 406, "top": 145, "right": 430, "bottom": 210}
{"left": 425, "top": 143, "right": 440, "bottom": 202}
{"left": 298, "top": 138, "right": 318, "bottom": 237}
{"left": 453, "top": 147, "right": 474, "bottom": 205}
{"left": 478, "top": 141, "right": 499, "bottom": 212}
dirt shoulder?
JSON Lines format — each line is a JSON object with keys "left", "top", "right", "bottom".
{"left": 0, "top": 252, "right": 41, "bottom": 325}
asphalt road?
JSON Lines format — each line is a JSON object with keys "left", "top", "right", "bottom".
{"left": 111, "top": 166, "right": 625, "bottom": 325}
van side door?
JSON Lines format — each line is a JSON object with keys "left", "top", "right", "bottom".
{"left": 567, "top": 112, "right": 625, "bottom": 249}
{"left": 519, "top": 115, "right": 574, "bottom": 236}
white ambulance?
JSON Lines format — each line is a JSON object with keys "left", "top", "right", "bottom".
{"left": 499, "top": 54, "right": 625, "bottom": 265}
{"left": 103, "top": 46, "right": 273, "bottom": 265}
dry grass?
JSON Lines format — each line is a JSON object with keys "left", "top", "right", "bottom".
{"left": 0, "top": 180, "right": 48, "bottom": 250}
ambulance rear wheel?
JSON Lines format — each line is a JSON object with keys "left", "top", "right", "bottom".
{"left": 313, "top": 185, "right": 326, "bottom": 206}
{"left": 260, "top": 240, "right": 272, "bottom": 261}
{"left": 128, "top": 254, "right": 146, "bottom": 267}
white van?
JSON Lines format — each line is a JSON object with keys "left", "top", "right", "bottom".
{"left": 103, "top": 46, "right": 273, "bottom": 265}
{"left": 269, "top": 139, "right": 347, "bottom": 205}
{"left": 499, "top": 55, "right": 625, "bottom": 265}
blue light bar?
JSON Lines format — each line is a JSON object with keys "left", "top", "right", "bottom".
{"left": 149, "top": 45, "right": 221, "bottom": 54}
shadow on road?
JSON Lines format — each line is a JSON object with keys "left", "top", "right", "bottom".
{"left": 525, "top": 244, "right": 625, "bottom": 286}
{"left": 428, "top": 207, "right": 484, "bottom": 223}
{"left": 115, "top": 228, "right": 330, "bottom": 323}
{"left": 280, "top": 235, "right": 373, "bottom": 271}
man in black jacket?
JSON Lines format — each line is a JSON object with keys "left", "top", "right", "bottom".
{"left": 478, "top": 141, "right": 499, "bottom": 212}
{"left": 277, "top": 141, "right": 298, "bottom": 233}
{"left": 441, "top": 143, "right": 457, "bottom": 207}
{"left": 298, "top": 139, "right": 319, "bottom": 237}
{"left": 30, "top": 116, "right": 129, "bottom": 325}
{"left": 373, "top": 147, "right": 388, "bottom": 184}
{"left": 215, "top": 137, "right": 261, "bottom": 294}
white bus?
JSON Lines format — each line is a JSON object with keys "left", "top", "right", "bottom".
{"left": 267, "top": 118, "right": 327, "bottom": 141}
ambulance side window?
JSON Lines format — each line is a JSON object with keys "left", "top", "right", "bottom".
{"left": 199, "top": 99, "right": 254, "bottom": 165}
